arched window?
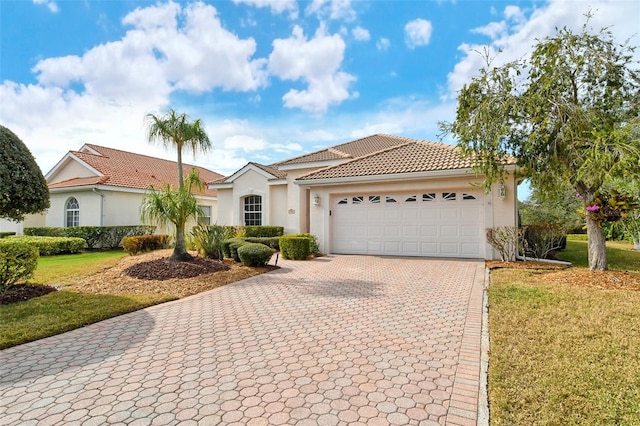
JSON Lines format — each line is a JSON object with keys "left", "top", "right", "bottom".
{"left": 65, "top": 197, "right": 80, "bottom": 227}
{"left": 243, "top": 195, "right": 262, "bottom": 226}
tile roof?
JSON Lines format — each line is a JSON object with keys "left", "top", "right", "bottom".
{"left": 276, "top": 134, "right": 409, "bottom": 166}
{"left": 296, "top": 137, "right": 479, "bottom": 181}
{"left": 210, "top": 162, "right": 288, "bottom": 185}
{"left": 50, "top": 144, "right": 223, "bottom": 197}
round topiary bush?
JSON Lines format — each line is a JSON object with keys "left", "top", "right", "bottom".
{"left": 237, "top": 243, "right": 275, "bottom": 267}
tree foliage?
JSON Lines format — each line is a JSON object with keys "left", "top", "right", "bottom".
{"left": 441, "top": 21, "right": 640, "bottom": 270}
{"left": 520, "top": 184, "right": 584, "bottom": 233}
{"left": 0, "top": 125, "right": 50, "bottom": 221}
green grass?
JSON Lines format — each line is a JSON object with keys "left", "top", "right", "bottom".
{"left": 0, "top": 291, "right": 174, "bottom": 349}
{"left": 30, "top": 250, "right": 128, "bottom": 285}
{"left": 1, "top": 250, "right": 173, "bottom": 349}
{"left": 557, "top": 240, "right": 640, "bottom": 272}
{"left": 489, "top": 243, "right": 640, "bottom": 425}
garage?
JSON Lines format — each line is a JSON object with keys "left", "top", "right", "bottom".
{"left": 331, "top": 189, "right": 485, "bottom": 258}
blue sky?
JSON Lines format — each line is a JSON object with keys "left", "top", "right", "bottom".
{"left": 1, "top": 0, "right": 638, "bottom": 200}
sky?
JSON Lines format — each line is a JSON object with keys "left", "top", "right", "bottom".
{"left": 1, "top": 0, "right": 638, "bottom": 201}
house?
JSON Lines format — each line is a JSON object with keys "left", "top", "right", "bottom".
{"left": 209, "top": 134, "right": 518, "bottom": 260}
{"left": 25, "top": 144, "right": 223, "bottom": 231}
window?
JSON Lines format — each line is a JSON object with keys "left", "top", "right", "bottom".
{"left": 352, "top": 196, "right": 364, "bottom": 204}
{"left": 243, "top": 195, "right": 262, "bottom": 226}
{"left": 462, "top": 193, "right": 477, "bottom": 200}
{"left": 337, "top": 198, "right": 348, "bottom": 205}
{"left": 422, "top": 193, "right": 436, "bottom": 202}
{"left": 443, "top": 192, "right": 457, "bottom": 201}
{"left": 65, "top": 197, "right": 79, "bottom": 227}
{"left": 198, "top": 205, "right": 212, "bottom": 225}
{"left": 386, "top": 196, "right": 397, "bottom": 203}
{"left": 404, "top": 195, "right": 417, "bottom": 202}
{"left": 369, "top": 195, "right": 380, "bottom": 204}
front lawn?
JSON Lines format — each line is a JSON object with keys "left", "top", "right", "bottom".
{"left": 31, "top": 250, "right": 129, "bottom": 285}
{"left": 488, "top": 242, "right": 640, "bottom": 425}
{"left": 557, "top": 240, "right": 639, "bottom": 272}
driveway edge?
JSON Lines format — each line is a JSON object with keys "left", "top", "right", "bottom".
{"left": 478, "top": 267, "right": 491, "bottom": 426}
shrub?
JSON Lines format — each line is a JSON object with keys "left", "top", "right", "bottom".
{"left": 4, "top": 236, "right": 85, "bottom": 255}
{"left": 102, "top": 226, "right": 156, "bottom": 249}
{"left": 237, "top": 243, "right": 275, "bottom": 267}
{"left": 245, "top": 237, "right": 280, "bottom": 250}
{"left": 243, "top": 226, "right": 285, "bottom": 238}
{"left": 24, "top": 227, "right": 65, "bottom": 237}
{"left": 222, "top": 238, "right": 245, "bottom": 259}
{"left": 486, "top": 226, "right": 523, "bottom": 261}
{"left": 0, "top": 240, "right": 39, "bottom": 294}
{"left": 0, "top": 232, "right": 16, "bottom": 238}
{"left": 191, "top": 224, "right": 235, "bottom": 260}
{"left": 279, "top": 236, "right": 310, "bottom": 260}
{"left": 229, "top": 241, "right": 247, "bottom": 262}
{"left": 122, "top": 235, "right": 169, "bottom": 255}
{"left": 285, "top": 233, "right": 319, "bottom": 255}
{"left": 522, "top": 224, "right": 566, "bottom": 259}
{"left": 64, "top": 226, "right": 106, "bottom": 249}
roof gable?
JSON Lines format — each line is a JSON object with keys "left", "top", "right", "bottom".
{"left": 48, "top": 144, "right": 223, "bottom": 197}
{"left": 210, "top": 162, "right": 287, "bottom": 185}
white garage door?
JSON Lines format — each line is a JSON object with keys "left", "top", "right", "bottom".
{"left": 332, "top": 190, "right": 485, "bottom": 258}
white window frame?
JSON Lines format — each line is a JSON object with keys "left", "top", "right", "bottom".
{"left": 198, "top": 205, "right": 212, "bottom": 225}
{"left": 65, "top": 197, "right": 80, "bottom": 227}
{"left": 243, "top": 195, "right": 262, "bottom": 226}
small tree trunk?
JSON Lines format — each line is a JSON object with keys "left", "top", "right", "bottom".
{"left": 170, "top": 226, "right": 193, "bottom": 262}
{"left": 586, "top": 215, "right": 607, "bottom": 271}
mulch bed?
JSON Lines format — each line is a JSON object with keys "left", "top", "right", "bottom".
{"left": 1, "top": 284, "right": 58, "bottom": 305}
{"left": 123, "top": 257, "right": 230, "bottom": 280}
{"left": 486, "top": 260, "right": 570, "bottom": 270}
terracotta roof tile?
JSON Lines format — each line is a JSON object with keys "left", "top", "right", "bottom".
{"left": 51, "top": 144, "right": 223, "bottom": 197}
{"left": 296, "top": 138, "right": 478, "bottom": 180}
{"left": 276, "top": 134, "right": 409, "bottom": 166}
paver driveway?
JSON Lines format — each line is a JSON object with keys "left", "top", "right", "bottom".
{"left": 1, "top": 255, "right": 485, "bottom": 426}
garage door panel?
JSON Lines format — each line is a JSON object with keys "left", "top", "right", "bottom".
{"left": 332, "top": 191, "right": 485, "bottom": 258}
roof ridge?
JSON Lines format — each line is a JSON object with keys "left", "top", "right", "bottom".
{"left": 326, "top": 147, "right": 351, "bottom": 157}
{"left": 82, "top": 143, "right": 206, "bottom": 170}
{"left": 298, "top": 140, "right": 416, "bottom": 178}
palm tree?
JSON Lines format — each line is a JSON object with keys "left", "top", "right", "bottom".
{"left": 145, "top": 109, "right": 211, "bottom": 191}
{"left": 141, "top": 169, "right": 204, "bottom": 262}
{"left": 143, "top": 109, "right": 211, "bottom": 261}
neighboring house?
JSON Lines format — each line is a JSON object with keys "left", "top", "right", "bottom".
{"left": 209, "top": 134, "right": 519, "bottom": 260}
{"left": 25, "top": 144, "right": 223, "bottom": 232}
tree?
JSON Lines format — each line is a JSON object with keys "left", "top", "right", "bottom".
{"left": 143, "top": 109, "right": 211, "bottom": 261}
{"left": 141, "top": 169, "right": 205, "bottom": 262}
{"left": 608, "top": 179, "right": 640, "bottom": 250}
{"left": 440, "top": 22, "right": 640, "bottom": 271}
{"left": 0, "top": 125, "right": 50, "bottom": 221}
{"left": 520, "top": 183, "right": 584, "bottom": 233}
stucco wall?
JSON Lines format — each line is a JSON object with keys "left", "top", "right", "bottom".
{"left": 305, "top": 173, "right": 518, "bottom": 260}
{"left": 49, "top": 159, "right": 96, "bottom": 182}
{"left": 229, "top": 169, "right": 271, "bottom": 225}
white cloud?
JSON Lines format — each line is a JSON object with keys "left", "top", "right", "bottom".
{"left": 232, "top": 0, "right": 298, "bottom": 19}
{"left": 352, "top": 26, "right": 370, "bottom": 41}
{"left": 33, "top": 0, "right": 58, "bottom": 13}
{"left": 376, "top": 37, "right": 390, "bottom": 51}
{"left": 306, "top": 0, "right": 356, "bottom": 21}
{"left": 405, "top": 18, "right": 433, "bottom": 49}
{"left": 223, "top": 135, "right": 268, "bottom": 152}
{"left": 447, "top": 0, "right": 640, "bottom": 97}
{"left": 268, "top": 24, "right": 356, "bottom": 113}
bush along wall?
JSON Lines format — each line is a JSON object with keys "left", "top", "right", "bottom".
{"left": 0, "top": 240, "right": 39, "bottom": 294}
{"left": 243, "top": 226, "right": 284, "bottom": 238}
{"left": 24, "top": 226, "right": 156, "bottom": 249}
{"left": 279, "top": 236, "right": 310, "bottom": 260}
{"left": 122, "top": 235, "right": 169, "bottom": 255}
{"left": 4, "top": 236, "right": 85, "bottom": 255}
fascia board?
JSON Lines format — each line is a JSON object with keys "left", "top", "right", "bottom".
{"left": 277, "top": 159, "right": 346, "bottom": 171}
{"left": 50, "top": 184, "right": 217, "bottom": 200}
{"left": 224, "top": 163, "right": 278, "bottom": 182}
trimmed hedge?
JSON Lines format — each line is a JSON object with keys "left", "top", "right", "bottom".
{"left": 0, "top": 241, "right": 39, "bottom": 294}
{"left": 229, "top": 241, "right": 247, "bottom": 262}
{"left": 279, "top": 236, "right": 310, "bottom": 260}
{"left": 243, "top": 226, "right": 284, "bottom": 238}
{"left": 24, "top": 226, "right": 156, "bottom": 249}
{"left": 4, "top": 236, "right": 85, "bottom": 255}
{"left": 222, "top": 238, "right": 246, "bottom": 259}
{"left": 238, "top": 243, "right": 275, "bottom": 267}
{"left": 0, "top": 232, "right": 16, "bottom": 238}
{"left": 245, "top": 237, "right": 280, "bottom": 250}
{"left": 122, "top": 235, "right": 169, "bottom": 255}
{"left": 284, "top": 233, "right": 319, "bottom": 255}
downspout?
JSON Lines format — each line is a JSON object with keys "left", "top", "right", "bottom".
{"left": 92, "top": 187, "right": 105, "bottom": 226}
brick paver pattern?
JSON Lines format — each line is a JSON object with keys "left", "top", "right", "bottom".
{"left": 1, "top": 255, "right": 484, "bottom": 425}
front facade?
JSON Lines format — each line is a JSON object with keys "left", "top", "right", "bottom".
{"left": 27, "top": 144, "right": 223, "bottom": 232}
{"left": 210, "top": 134, "right": 518, "bottom": 260}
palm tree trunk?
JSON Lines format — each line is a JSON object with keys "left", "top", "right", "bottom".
{"left": 170, "top": 225, "right": 193, "bottom": 262}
